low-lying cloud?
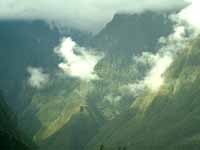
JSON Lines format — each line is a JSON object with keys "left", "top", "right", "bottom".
{"left": 55, "top": 37, "right": 103, "bottom": 81}
{"left": 178, "top": 0, "right": 200, "bottom": 33}
{"left": 128, "top": 52, "right": 173, "bottom": 93}
{"left": 143, "top": 53, "right": 172, "bottom": 91}
{"left": 27, "top": 67, "right": 49, "bottom": 89}
{"left": 0, "top": 0, "right": 187, "bottom": 32}
{"left": 128, "top": 0, "right": 199, "bottom": 94}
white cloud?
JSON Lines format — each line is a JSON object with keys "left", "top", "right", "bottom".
{"left": 27, "top": 67, "right": 49, "bottom": 89}
{"left": 142, "top": 0, "right": 200, "bottom": 91}
{"left": 143, "top": 53, "right": 172, "bottom": 91}
{"left": 0, "top": 0, "right": 187, "bottom": 32}
{"left": 133, "top": 52, "right": 157, "bottom": 66}
{"left": 126, "top": 82, "right": 146, "bottom": 97}
{"left": 54, "top": 37, "right": 103, "bottom": 81}
{"left": 127, "top": 3, "right": 198, "bottom": 93}
{"left": 178, "top": 0, "right": 200, "bottom": 33}
{"left": 129, "top": 52, "right": 172, "bottom": 93}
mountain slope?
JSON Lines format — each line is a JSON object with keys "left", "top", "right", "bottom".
{"left": 90, "top": 11, "right": 174, "bottom": 56}
{"left": 38, "top": 106, "right": 101, "bottom": 150}
{"left": 0, "top": 91, "right": 33, "bottom": 150}
{"left": 84, "top": 11, "right": 175, "bottom": 120}
{"left": 0, "top": 20, "right": 60, "bottom": 110}
{"left": 86, "top": 36, "right": 200, "bottom": 150}
{"left": 0, "top": 20, "right": 91, "bottom": 111}
{"left": 19, "top": 76, "right": 104, "bottom": 150}
{"left": 18, "top": 11, "right": 178, "bottom": 150}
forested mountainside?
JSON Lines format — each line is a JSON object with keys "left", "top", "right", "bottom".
{"left": 0, "top": 20, "right": 90, "bottom": 112}
{"left": 0, "top": 91, "right": 34, "bottom": 150}
{"left": 90, "top": 11, "right": 174, "bottom": 83}
{"left": 17, "top": 11, "right": 177, "bottom": 150}
{"left": 1, "top": 0, "right": 200, "bottom": 150}
{"left": 86, "top": 36, "right": 200, "bottom": 150}
{"left": 1, "top": 4, "right": 198, "bottom": 150}
{"left": 90, "top": 11, "right": 173, "bottom": 56}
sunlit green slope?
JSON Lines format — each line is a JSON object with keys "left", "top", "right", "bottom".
{"left": 86, "top": 36, "right": 200, "bottom": 150}
{"left": 19, "top": 75, "right": 105, "bottom": 150}
{"left": 18, "top": 11, "right": 177, "bottom": 150}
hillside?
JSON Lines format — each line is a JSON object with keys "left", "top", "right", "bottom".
{"left": 1, "top": 1, "right": 199, "bottom": 150}
{"left": 19, "top": 76, "right": 105, "bottom": 150}
{"left": 0, "top": 20, "right": 90, "bottom": 112}
{"left": 90, "top": 11, "right": 174, "bottom": 56}
{"left": 18, "top": 11, "right": 178, "bottom": 150}
{"left": 85, "top": 11, "right": 175, "bottom": 119}
{"left": 0, "top": 91, "right": 33, "bottom": 150}
{"left": 86, "top": 36, "right": 200, "bottom": 150}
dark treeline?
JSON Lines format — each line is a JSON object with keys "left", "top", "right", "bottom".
{"left": 99, "top": 144, "right": 127, "bottom": 150}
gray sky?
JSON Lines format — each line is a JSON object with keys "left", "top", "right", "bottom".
{"left": 0, "top": 0, "right": 188, "bottom": 32}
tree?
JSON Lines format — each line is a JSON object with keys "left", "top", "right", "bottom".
{"left": 100, "top": 144, "right": 104, "bottom": 150}
{"left": 122, "top": 146, "right": 127, "bottom": 150}
{"left": 118, "top": 146, "right": 122, "bottom": 150}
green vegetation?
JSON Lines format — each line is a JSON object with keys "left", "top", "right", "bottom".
{"left": 0, "top": 91, "right": 34, "bottom": 150}
{"left": 86, "top": 36, "right": 200, "bottom": 150}
{"left": 17, "top": 12, "right": 177, "bottom": 150}
{"left": 1, "top": 6, "right": 199, "bottom": 150}
{"left": 90, "top": 11, "right": 173, "bottom": 56}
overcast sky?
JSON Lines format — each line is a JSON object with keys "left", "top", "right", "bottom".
{"left": 0, "top": 0, "right": 188, "bottom": 32}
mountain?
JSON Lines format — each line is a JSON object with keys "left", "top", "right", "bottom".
{"left": 19, "top": 77, "right": 104, "bottom": 150}
{"left": 88, "top": 11, "right": 175, "bottom": 101}
{"left": 86, "top": 36, "right": 200, "bottom": 150}
{"left": 0, "top": 91, "right": 34, "bottom": 150}
{"left": 85, "top": 11, "right": 175, "bottom": 119}
{"left": 1, "top": 3, "right": 197, "bottom": 150}
{"left": 0, "top": 20, "right": 59, "bottom": 110}
{"left": 38, "top": 105, "right": 101, "bottom": 150}
{"left": 90, "top": 11, "right": 174, "bottom": 56}
{"left": 0, "top": 20, "right": 91, "bottom": 112}
{"left": 17, "top": 11, "right": 178, "bottom": 150}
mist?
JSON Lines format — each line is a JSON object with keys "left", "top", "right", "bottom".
{"left": 27, "top": 67, "right": 49, "bottom": 89}
{"left": 0, "top": 0, "right": 187, "bottom": 32}
{"left": 54, "top": 37, "right": 103, "bottom": 81}
{"left": 128, "top": 0, "right": 199, "bottom": 93}
{"left": 178, "top": 0, "right": 200, "bottom": 32}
